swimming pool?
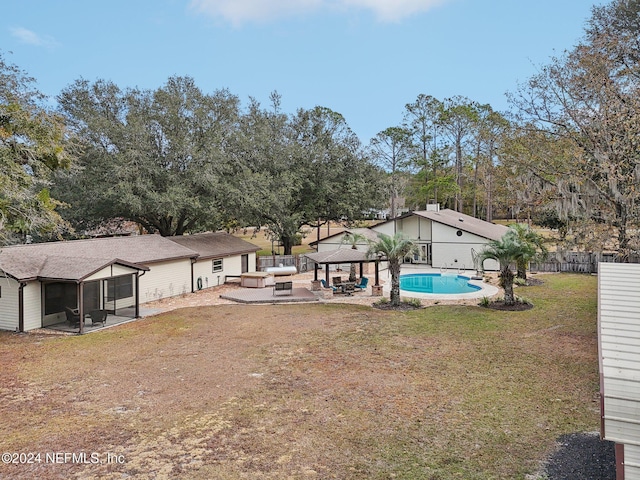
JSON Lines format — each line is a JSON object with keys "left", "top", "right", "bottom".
{"left": 400, "top": 273, "right": 482, "bottom": 294}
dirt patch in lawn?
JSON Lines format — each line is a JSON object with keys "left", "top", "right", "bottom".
{"left": 0, "top": 279, "right": 600, "bottom": 479}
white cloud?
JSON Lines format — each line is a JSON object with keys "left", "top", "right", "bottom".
{"left": 189, "top": 0, "right": 449, "bottom": 25}
{"left": 10, "top": 27, "right": 59, "bottom": 48}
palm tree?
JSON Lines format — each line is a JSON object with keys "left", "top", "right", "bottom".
{"left": 478, "top": 234, "right": 526, "bottom": 305}
{"left": 367, "top": 232, "right": 417, "bottom": 306}
{"left": 506, "top": 223, "right": 548, "bottom": 281}
{"left": 342, "top": 232, "right": 367, "bottom": 282}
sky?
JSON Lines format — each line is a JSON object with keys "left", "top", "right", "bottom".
{"left": 1, "top": 0, "right": 606, "bottom": 144}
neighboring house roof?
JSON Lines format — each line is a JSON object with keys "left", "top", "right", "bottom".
{"left": 0, "top": 232, "right": 261, "bottom": 283}
{"left": 375, "top": 209, "right": 508, "bottom": 241}
{"left": 167, "top": 232, "right": 260, "bottom": 259}
{"left": 309, "top": 228, "right": 380, "bottom": 247}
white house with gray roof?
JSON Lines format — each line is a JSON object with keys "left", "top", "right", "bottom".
{"left": 313, "top": 205, "right": 507, "bottom": 271}
{"left": 0, "top": 232, "right": 259, "bottom": 333}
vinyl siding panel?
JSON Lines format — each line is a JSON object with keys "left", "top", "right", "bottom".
{"left": 139, "top": 259, "right": 191, "bottom": 303}
{"left": 0, "top": 277, "right": 19, "bottom": 331}
{"left": 624, "top": 445, "right": 640, "bottom": 479}
{"left": 85, "top": 264, "right": 139, "bottom": 282}
{"left": 23, "top": 282, "right": 41, "bottom": 331}
{"left": 192, "top": 255, "right": 248, "bottom": 289}
{"left": 599, "top": 263, "right": 640, "bottom": 455}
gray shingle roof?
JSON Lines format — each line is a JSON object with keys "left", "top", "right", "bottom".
{"left": 0, "top": 235, "right": 194, "bottom": 282}
{"left": 167, "top": 232, "right": 260, "bottom": 259}
{"left": 412, "top": 209, "right": 508, "bottom": 240}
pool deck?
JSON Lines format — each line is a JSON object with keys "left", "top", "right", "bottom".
{"left": 391, "top": 266, "right": 499, "bottom": 301}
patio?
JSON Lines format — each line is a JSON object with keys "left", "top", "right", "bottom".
{"left": 44, "top": 307, "right": 164, "bottom": 334}
{"left": 219, "top": 286, "right": 318, "bottom": 304}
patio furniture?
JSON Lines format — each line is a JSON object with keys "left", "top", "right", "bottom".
{"left": 320, "top": 279, "right": 337, "bottom": 292}
{"left": 65, "top": 307, "right": 80, "bottom": 326}
{"left": 88, "top": 309, "right": 108, "bottom": 327}
{"left": 354, "top": 277, "right": 369, "bottom": 291}
{"left": 343, "top": 283, "right": 356, "bottom": 295}
{"left": 273, "top": 281, "right": 293, "bottom": 296}
{"left": 332, "top": 277, "right": 343, "bottom": 286}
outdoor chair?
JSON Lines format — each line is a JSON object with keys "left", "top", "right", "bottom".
{"left": 320, "top": 279, "right": 337, "bottom": 292}
{"left": 88, "top": 309, "right": 107, "bottom": 327}
{"left": 343, "top": 283, "right": 355, "bottom": 295}
{"left": 332, "top": 276, "right": 343, "bottom": 286}
{"left": 354, "top": 277, "right": 369, "bottom": 291}
{"left": 64, "top": 307, "right": 80, "bottom": 326}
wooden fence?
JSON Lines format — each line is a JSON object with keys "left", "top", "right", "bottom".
{"left": 530, "top": 252, "right": 640, "bottom": 274}
{"left": 257, "top": 255, "right": 311, "bottom": 273}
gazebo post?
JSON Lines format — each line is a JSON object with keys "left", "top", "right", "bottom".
{"left": 359, "top": 262, "right": 363, "bottom": 279}
{"left": 325, "top": 264, "right": 330, "bottom": 285}
{"left": 314, "top": 262, "right": 319, "bottom": 281}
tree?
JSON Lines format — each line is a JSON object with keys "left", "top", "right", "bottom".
{"left": 0, "top": 53, "right": 73, "bottom": 244}
{"left": 55, "top": 76, "right": 240, "bottom": 236}
{"left": 438, "top": 96, "right": 479, "bottom": 213}
{"left": 369, "top": 126, "right": 415, "bottom": 219}
{"left": 342, "top": 231, "right": 367, "bottom": 282}
{"left": 505, "top": 223, "right": 548, "bottom": 281}
{"left": 403, "top": 94, "right": 450, "bottom": 207}
{"left": 367, "top": 232, "right": 417, "bottom": 307}
{"left": 231, "top": 96, "right": 385, "bottom": 255}
{"left": 478, "top": 234, "right": 527, "bottom": 305}
{"left": 510, "top": 0, "right": 640, "bottom": 257}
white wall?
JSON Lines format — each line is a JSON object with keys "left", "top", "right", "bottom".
{"left": 192, "top": 254, "right": 255, "bottom": 290}
{"left": 0, "top": 277, "right": 19, "bottom": 331}
{"left": 139, "top": 259, "right": 191, "bottom": 303}
{"left": 599, "top": 262, "right": 640, "bottom": 464}
{"left": 431, "top": 222, "right": 498, "bottom": 271}
{"left": 23, "top": 282, "right": 42, "bottom": 331}
{"left": 0, "top": 279, "right": 43, "bottom": 332}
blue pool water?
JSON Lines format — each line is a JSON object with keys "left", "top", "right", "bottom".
{"left": 400, "top": 273, "right": 482, "bottom": 294}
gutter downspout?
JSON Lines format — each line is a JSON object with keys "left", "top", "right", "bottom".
{"left": 136, "top": 270, "right": 146, "bottom": 318}
{"left": 190, "top": 257, "right": 197, "bottom": 293}
{"left": 18, "top": 282, "right": 26, "bottom": 333}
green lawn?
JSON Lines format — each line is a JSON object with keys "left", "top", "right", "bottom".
{"left": 0, "top": 274, "right": 599, "bottom": 479}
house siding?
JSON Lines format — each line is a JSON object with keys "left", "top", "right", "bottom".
{"left": 624, "top": 444, "right": 640, "bottom": 479}
{"left": 599, "top": 262, "right": 640, "bottom": 480}
{"left": 139, "top": 259, "right": 192, "bottom": 303}
{"left": 431, "top": 222, "right": 499, "bottom": 271}
{"left": 0, "top": 277, "right": 20, "bottom": 331}
{"left": 23, "top": 282, "right": 41, "bottom": 331}
{"left": 85, "top": 264, "right": 139, "bottom": 282}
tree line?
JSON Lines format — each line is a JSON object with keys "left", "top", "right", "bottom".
{"left": 1, "top": 0, "right": 639, "bottom": 258}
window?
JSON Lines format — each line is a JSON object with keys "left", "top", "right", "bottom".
{"left": 106, "top": 275, "right": 133, "bottom": 301}
{"left": 212, "top": 259, "right": 223, "bottom": 272}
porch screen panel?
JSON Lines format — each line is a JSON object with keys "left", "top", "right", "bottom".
{"left": 44, "top": 283, "right": 77, "bottom": 315}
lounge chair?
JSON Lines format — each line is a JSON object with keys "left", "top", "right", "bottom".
{"left": 354, "top": 277, "right": 369, "bottom": 291}
{"left": 65, "top": 307, "right": 80, "bottom": 326}
{"left": 88, "top": 309, "right": 108, "bottom": 326}
{"left": 321, "top": 279, "right": 337, "bottom": 292}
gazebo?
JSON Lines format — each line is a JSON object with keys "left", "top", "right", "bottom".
{"left": 303, "top": 249, "right": 384, "bottom": 294}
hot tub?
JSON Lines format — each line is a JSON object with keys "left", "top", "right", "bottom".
{"left": 240, "top": 272, "right": 275, "bottom": 288}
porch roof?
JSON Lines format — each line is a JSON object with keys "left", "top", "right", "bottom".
{"left": 0, "top": 255, "right": 148, "bottom": 283}
{"left": 303, "top": 248, "right": 377, "bottom": 265}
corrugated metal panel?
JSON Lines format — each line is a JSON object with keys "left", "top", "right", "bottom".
{"left": 599, "top": 263, "right": 640, "bottom": 449}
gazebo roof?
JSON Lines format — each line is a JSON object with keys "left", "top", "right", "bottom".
{"left": 304, "top": 248, "right": 375, "bottom": 264}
